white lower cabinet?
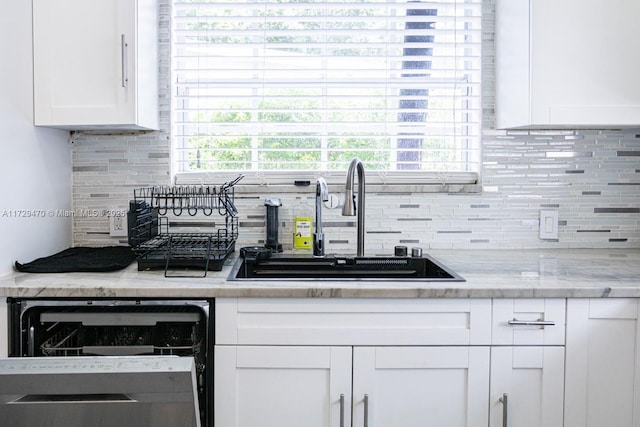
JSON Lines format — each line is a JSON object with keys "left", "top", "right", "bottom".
{"left": 492, "top": 298, "right": 566, "bottom": 346}
{"left": 214, "top": 345, "right": 490, "bottom": 427}
{"left": 565, "top": 298, "right": 640, "bottom": 427}
{"left": 353, "top": 346, "right": 489, "bottom": 427}
{"left": 214, "top": 345, "right": 352, "bottom": 427}
{"left": 213, "top": 298, "right": 572, "bottom": 427}
{"left": 214, "top": 298, "right": 494, "bottom": 426}
{"left": 489, "top": 299, "right": 566, "bottom": 427}
{"left": 489, "top": 346, "right": 565, "bottom": 427}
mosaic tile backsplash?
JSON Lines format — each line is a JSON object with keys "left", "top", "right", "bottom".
{"left": 71, "top": 0, "right": 640, "bottom": 251}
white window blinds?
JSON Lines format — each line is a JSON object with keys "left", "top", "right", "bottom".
{"left": 172, "top": 0, "right": 482, "bottom": 177}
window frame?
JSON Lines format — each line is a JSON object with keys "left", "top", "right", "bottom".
{"left": 170, "top": 0, "right": 483, "bottom": 191}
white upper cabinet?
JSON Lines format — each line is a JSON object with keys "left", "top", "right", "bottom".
{"left": 32, "top": 0, "right": 158, "bottom": 131}
{"left": 495, "top": 0, "right": 640, "bottom": 129}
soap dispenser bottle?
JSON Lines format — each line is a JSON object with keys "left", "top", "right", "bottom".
{"left": 292, "top": 196, "right": 313, "bottom": 252}
{"left": 264, "top": 198, "right": 283, "bottom": 253}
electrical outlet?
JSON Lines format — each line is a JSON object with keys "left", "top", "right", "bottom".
{"left": 109, "top": 214, "right": 128, "bottom": 237}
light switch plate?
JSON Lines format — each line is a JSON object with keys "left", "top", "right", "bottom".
{"left": 539, "top": 210, "right": 559, "bottom": 240}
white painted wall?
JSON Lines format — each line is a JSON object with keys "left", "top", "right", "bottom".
{"left": 0, "top": 0, "right": 72, "bottom": 276}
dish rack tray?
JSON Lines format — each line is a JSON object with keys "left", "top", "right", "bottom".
{"left": 40, "top": 325, "right": 204, "bottom": 358}
{"left": 128, "top": 175, "right": 243, "bottom": 277}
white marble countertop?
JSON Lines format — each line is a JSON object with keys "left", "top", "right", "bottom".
{"left": 1, "top": 249, "right": 639, "bottom": 299}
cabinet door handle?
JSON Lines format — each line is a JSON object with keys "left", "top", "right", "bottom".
{"left": 339, "top": 394, "right": 345, "bottom": 427}
{"left": 121, "top": 34, "right": 129, "bottom": 88}
{"left": 499, "top": 393, "right": 508, "bottom": 427}
{"left": 508, "top": 318, "right": 555, "bottom": 327}
{"left": 363, "top": 394, "right": 369, "bottom": 427}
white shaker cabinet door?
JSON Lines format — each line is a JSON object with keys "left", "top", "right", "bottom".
{"left": 490, "top": 346, "right": 564, "bottom": 427}
{"left": 495, "top": 0, "right": 640, "bottom": 128}
{"left": 32, "top": 0, "right": 158, "bottom": 130}
{"left": 214, "top": 345, "right": 352, "bottom": 427}
{"left": 565, "top": 299, "right": 640, "bottom": 427}
{"left": 352, "top": 346, "right": 490, "bottom": 427}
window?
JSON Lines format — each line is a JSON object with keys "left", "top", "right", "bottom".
{"left": 172, "top": 0, "right": 481, "bottom": 184}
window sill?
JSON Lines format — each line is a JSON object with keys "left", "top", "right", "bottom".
{"left": 174, "top": 171, "right": 481, "bottom": 194}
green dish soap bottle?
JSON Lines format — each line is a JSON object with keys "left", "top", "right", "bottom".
{"left": 293, "top": 197, "right": 313, "bottom": 252}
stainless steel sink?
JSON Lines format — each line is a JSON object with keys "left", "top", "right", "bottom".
{"left": 228, "top": 254, "right": 464, "bottom": 282}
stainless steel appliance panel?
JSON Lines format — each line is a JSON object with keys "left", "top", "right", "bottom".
{"left": 0, "top": 356, "right": 200, "bottom": 427}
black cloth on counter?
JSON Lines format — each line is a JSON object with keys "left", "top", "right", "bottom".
{"left": 15, "top": 246, "right": 136, "bottom": 273}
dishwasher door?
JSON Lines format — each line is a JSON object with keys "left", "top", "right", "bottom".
{"left": 0, "top": 355, "right": 201, "bottom": 427}
{"left": 7, "top": 298, "right": 212, "bottom": 427}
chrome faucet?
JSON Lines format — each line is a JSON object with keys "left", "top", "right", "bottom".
{"left": 313, "top": 177, "right": 329, "bottom": 257}
{"left": 342, "top": 158, "right": 365, "bottom": 257}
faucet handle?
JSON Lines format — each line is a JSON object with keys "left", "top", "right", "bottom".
{"left": 316, "top": 177, "right": 329, "bottom": 200}
{"left": 324, "top": 193, "right": 341, "bottom": 209}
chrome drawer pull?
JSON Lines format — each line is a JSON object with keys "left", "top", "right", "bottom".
{"left": 339, "top": 394, "right": 345, "bottom": 427}
{"left": 363, "top": 394, "right": 369, "bottom": 427}
{"left": 121, "top": 34, "right": 128, "bottom": 88}
{"left": 508, "top": 318, "right": 555, "bottom": 326}
{"left": 499, "top": 393, "right": 508, "bottom": 427}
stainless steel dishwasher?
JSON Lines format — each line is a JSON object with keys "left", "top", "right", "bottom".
{"left": 5, "top": 298, "right": 213, "bottom": 427}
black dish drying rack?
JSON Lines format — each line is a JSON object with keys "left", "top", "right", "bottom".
{"left": 128, "top": 176, "right": 242, "bottom": 277}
